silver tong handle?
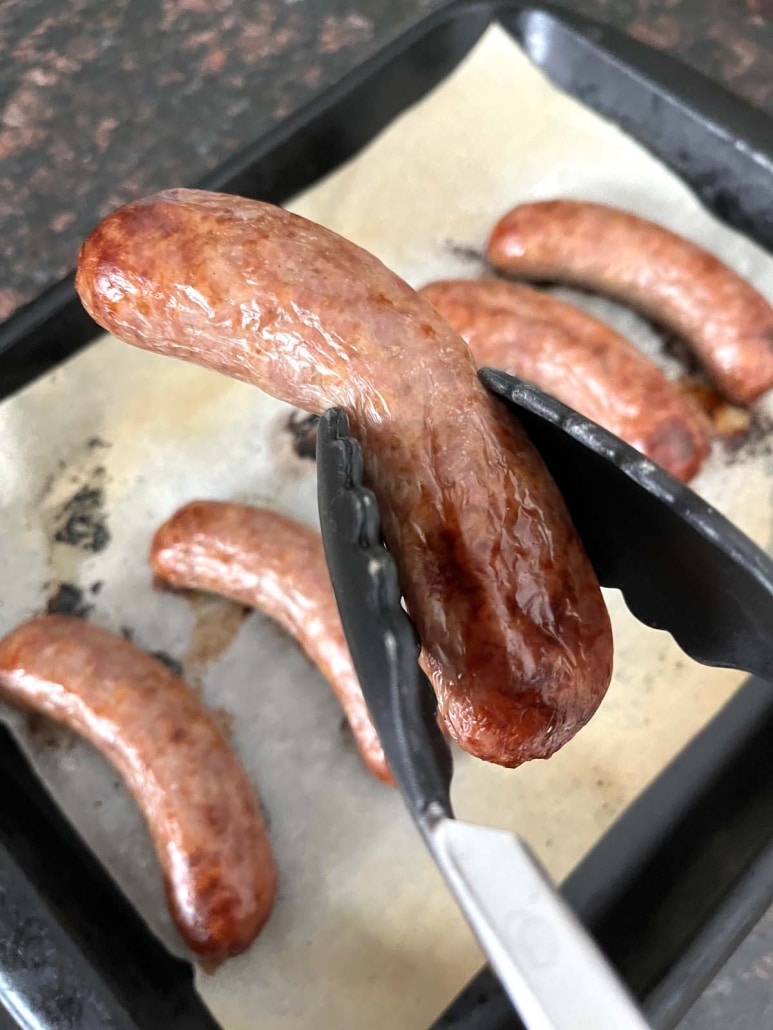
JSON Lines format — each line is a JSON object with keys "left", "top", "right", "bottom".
{"left": 427, "top": 817, "right": 652, "bottom": 1030}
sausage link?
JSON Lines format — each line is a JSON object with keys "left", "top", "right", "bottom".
{"left": 76, "top": 189, "right": 614, "bottom": 768}
{"left": 0, "top": 615, "right": 276, "bottom": 960}
{"left": 151, "top": 500, "right": 392, "bottom": 784}
{"left": 487, "top": 200, "right": 773, "bottom": 404}
{"left": 420, "top": 279, "right": 709, "bottom": 481}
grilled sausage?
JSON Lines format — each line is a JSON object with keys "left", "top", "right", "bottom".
{"left": 0, "top": 614, "right": 276, "bottom": 960}
{"left": 420, "top": 279, "right": 709, "bottom": 481}
{"left": 151, "top": 500, "right": 392, "bottom": 784}
{"left": 76, "top": 188, "right": 614, "bottom": 768}
{"left": 487, "top": 200, "right": 773, "bottom": 404}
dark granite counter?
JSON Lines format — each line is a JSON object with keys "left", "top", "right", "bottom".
{"left": 0, "top": 1, "right": 771, "bottom": 1026}
{"left": 1, "top": 0, "right": 773, "bottom": 323}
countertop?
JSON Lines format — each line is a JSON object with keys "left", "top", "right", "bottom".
{"left": 1, "top": 1, "right": 772, "bottom": 1027}
{"left": 2, "top": 0, "right": 773, "bottom": 324}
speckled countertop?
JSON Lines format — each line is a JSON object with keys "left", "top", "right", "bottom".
{"left": 1, "top": 0, "right": 772, "bottom": 1027}
{"left": 1, "top": 0, "right": 773, "bottom": 323}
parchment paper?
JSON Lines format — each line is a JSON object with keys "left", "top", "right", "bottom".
{"left": 1, "top": 25, "right": 772, "bottom": 1030}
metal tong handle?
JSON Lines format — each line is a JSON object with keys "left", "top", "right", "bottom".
{"left": 316, "top": 407, "right": 651, "bottom": 1030}
{"left": 428, "top": 816, "right": 650, "bottom": 1030}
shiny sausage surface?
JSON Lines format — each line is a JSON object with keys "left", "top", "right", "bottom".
{"left": 420, "top": 279, "right": 709, "bottom": 481}
{"left": 151, "top": 500, "right": 392, "bottom": 784}
{"left": 76, "top": 188, "right": 614, "bottom": 767}
{"left": 487, "top": 200, "right": 773, "bottom": 404}
{"left": 0, "top": 614, "right": 276, "bottom": 960}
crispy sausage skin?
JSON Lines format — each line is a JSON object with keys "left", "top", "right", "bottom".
{"left": 0, "top": 615, "right": 276, "bottom": 960}
{"left": 76, "top": 188, "right": 614, "bottom": 768}
{"left": 420, "top": 279, "right": 709, "bottom": 481}
{"left": 151, "top": 500, "right": 392, "bottom": 785}
{"left": 487, "top": 200, "right": 773, "bottom": 404}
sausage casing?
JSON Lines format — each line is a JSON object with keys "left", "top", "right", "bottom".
{"left": 76, "top": 189, "right": 614, "bottom": 768}
{"left": 487, "top": 200, "right": 773, "bottom": 404}
{"left": 0, "top": 615, "right": 277, "bottom": 960}
{"left": 151, "top": 500, "right": 392, "bottom": 784}
{"left": 420, "top": 279, "right": 709, "bottom": 481}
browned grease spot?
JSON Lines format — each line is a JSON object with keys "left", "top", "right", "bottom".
{"left": 720, "top": 407, "right": 773, "bottom": 463}
{"left": 181, "top": 595, "right": 252, "bottom": 680}
{"left": 196, "top": 956, "right": 224, "bottom": 976}
{"left": 680, "top": 378, "right": 751, "bottom": 438}
{"left": 212, "top": 707, "right": 235, "bottom": 742}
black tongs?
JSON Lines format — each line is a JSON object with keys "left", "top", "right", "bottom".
{"left": 316, "top": 368, "right": 773, "bottom": 1030}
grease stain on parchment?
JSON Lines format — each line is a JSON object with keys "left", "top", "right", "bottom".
{"left": 180, "top": 593, "right": 252, "bottom": 691}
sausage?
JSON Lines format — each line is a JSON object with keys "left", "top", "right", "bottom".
{"left": 420, "top": 279, "right": 709, "bottom": 481}
{"left": 487, "top": 200, "right": 773, "bottom": 404}
{"left": 0, "top": 614, "right": 276, "bottom": 960}
{"left": 76, "top": 188, "right": 614, "bottom": 768}
{"left": 151, "top": 500, "right": 392, "bottom": 785}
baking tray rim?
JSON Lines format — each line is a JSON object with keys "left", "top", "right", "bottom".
{"left": 0, "top": 2, "right": 771, "bottom": 1029}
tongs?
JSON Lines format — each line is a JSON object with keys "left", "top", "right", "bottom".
{"left": 316, "top": 368, "right": 773, "bottom": 1030}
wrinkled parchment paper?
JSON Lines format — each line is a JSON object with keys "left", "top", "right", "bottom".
{"left": 1, "top": 25, "right": 772, "bottom": 1030}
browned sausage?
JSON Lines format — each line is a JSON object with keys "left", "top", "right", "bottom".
{"left": 0, "top": 615, "right": 276, "bottom": 960}
{"left": 487, "top": 200, "right": 773, "bottom": 404}
{"left": 151, "top": 500, "right": 392, "bottom": 784}
{"left": 76, "top": 188, "right": 613, "bottom": 768}
{"left": 420, "top": 279, "right": 709, "bottom": 481}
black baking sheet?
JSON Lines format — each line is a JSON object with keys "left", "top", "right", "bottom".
{"left": 0, "top": 2, "right": 771, "bottom": 1028}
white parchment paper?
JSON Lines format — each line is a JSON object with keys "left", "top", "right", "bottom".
{"left": 1, "top": 25, "right": 772, "bottom": 1030}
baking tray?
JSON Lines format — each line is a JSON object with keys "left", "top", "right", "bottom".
{"left": 0, "top": 2, "right": 771, "bottom": 1028}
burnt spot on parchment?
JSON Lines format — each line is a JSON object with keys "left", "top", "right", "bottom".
{"left": 45, "top": 582, "right": 94, "bottom": 619}
{"left": 659, "top": 330, "right": 704, "bottom": 378}
{"left": 149, "top": 650, "right": 185, "bottom": 678}
{"left": 119, "top": 625, "right": 185, "bottom": 677}
{"left": 51, "top": 469, "right": 111, "bottom": 553}
{"left": 40, "top": 439, "right": 112, "bottom": 555}
{"left": 269, "top": 408, "right": 320, "bottom": 477}
{"left": 285, "top": 410, "right": 319, "bottom": 461}
{"left": 445, "top": 242, "right": 487, "bottom": 270}
{"left": 38, "top": 440, "right": 113, "bottom": 622}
